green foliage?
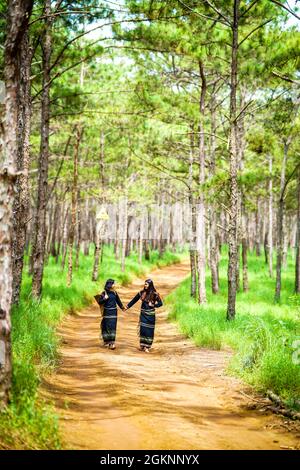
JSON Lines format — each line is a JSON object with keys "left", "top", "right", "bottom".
{"left": 167, "top": 248, "right": 300, "bottom": 405}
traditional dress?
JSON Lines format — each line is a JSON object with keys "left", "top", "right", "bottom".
{"left": 126, "top": 290, "right": 163, "bottom": 349}
{"left": 97, "top": 290, "right": 124, "bottom": 345}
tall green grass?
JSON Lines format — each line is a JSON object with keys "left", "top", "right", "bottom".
{"left": 0, "top": 245, "right": 182, "bottom": 449}
{"left": 166, "top": 248, "right": 300, "bottom": 408}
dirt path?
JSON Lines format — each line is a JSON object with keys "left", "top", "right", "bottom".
{"left": 43, "top": 261, "right": 300, "bottom": 450}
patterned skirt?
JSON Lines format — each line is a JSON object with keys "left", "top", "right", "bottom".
{"left": 101, "top": 307, "right": 118, "bottom": 344}
{"left": 139, "top": 309, "right": 156, "bottom": 348}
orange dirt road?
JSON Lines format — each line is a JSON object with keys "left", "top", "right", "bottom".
{"left": 43, "top": 261, "right": 300, "bottom": 450}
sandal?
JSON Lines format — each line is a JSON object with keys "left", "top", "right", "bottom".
{"left": 109, "top": 343, "right": 116, "bottom": 350}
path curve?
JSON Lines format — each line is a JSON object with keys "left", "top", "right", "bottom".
{"left": 43, "top": 261, "right": 300, "bottom": 450}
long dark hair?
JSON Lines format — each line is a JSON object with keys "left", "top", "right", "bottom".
{"left": 141, "top": 279, "right": 159, "bottom": 303}
{"left": 104, "top": 278, "right": 115, "bottom": 292}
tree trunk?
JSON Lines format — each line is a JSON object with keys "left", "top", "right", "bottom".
{"left": 274, "top": 143, "right": 288, "bottom": 302}
{"left": 61, "top": 207, "right": 69, "bottom": 270}
{"left": 268, "top": 155, "right": 273, "bottom": 277}
{"left": 0, "top": 0, "right": 33, "bottom": 407}
{"left": 255, "top": 196, "right": 261, "bottom": 257}
{"left": 120, "top": 198, "right": 127, "bottom": 272}
{"left": 67, "top": 126, "right": 82, "bottom": 286}
{"left": 31, "top": 0, "right": 52, "bottom": 298}
{"left": 190, "top": 200, "right": 197, "bottom": 299}
{"left": 145, "top": 209, "right": 151, "bottom": 260}
{"left": 92, "top": 243, "right": 101, "bottom": 281}
{"left": 196, "top": 61, "right": 207, "bottom": 305}
{"left": 138, "top": 217, "right": 144, "bottom": 265}
{"left": 282, "top": 210, "right": 288, "bottom": 269}
{"left": 50, "top": 197, "right": 60, "bottom": 258}
{"left": 11, "top": 26, "right": 33, "bottom": 306}
{"left": 241, "top": 200, "right": 249, "bottom": 292}
{"left": 189, "top": 128, "right": 197, "bottom": 299}
{"left": 275, "top": 196, "right": 284, "bottom": 302}
{"left": 209, "top": 90, "right": 219, "bottom": 294}
{"left": 227, "top": 0, "right": 240, "bottom": 320}
{"left": 115, "top": 212, "right": 120, "bottom": 260}
{"left": 75, "top": 205, "right": 81, "bottom": 270}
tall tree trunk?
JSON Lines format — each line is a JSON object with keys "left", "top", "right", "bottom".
{"left": 138, "top": 217, "right": 144, "bottom": 264}
{"left": 11, "top": 26, "right": 33, "bottom": 306}
{"left": 197, "top": 61, "right": 207, "bottom": 305}
{"left": 274, "top": 142, "right": 288, "bottom": 302}
{"left": 75, "top": 199, "right": 81, "bottom": 270}
{"left": 255, "top": 196, "right": 261, "bottom": 257}
{"left": 189, "top": 128, "right": 197, "bottom": 299}
{"left": 209, "top": 90, "right": 219, "bottom": 294}
{"left": 145, "top": 209, "right": 151, "bottom": 260}
{"left": 120, "top": 198, "right": 127, "bottom": 272}
{"left": 115, "top": 212, "right": 120, "bottom": 260}
{"left": 31, "top": 0, "right": 52, "bottom": 298}
{"left": 67, "top": 126, "right": 82, "bottom": 286}
{"left": 275, "top": 196, "right": 284, "bottom": 302}
{"left": 268, "top": 155, "right": 273, "bottom": 277}
{"left": 100, "top": 130, "right": 105, "bottom": 194}
{"left": 282, "top": 211, "right": 288, "bottom": 269}
{"left": 0, "top": 0, "right": 33, "bottom": 407}
{"left": 227, "top": 0, "right": 240, "bottom": 320}
{"left": 241, "top": 199, "right": 249, "bottom": 292}
{"left": 92, "top": 244, "right": 101, "bottom": 281}
{"left": 50, "top": 196, "right": 60, "bottom": 258}
{"left": 61, "top": 207, "right": 69, "bottom": 270}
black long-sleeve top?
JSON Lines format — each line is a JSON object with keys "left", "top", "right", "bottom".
{"left": 98, "top": 290, "right": 125, "bottom": 310}
{"left": 126, "top": 291, "right": 163, "bottom": 311}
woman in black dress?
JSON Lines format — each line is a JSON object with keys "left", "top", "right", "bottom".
{"left": 125, "top": 279, "right": 163, "bottom": 353}
{"left": 95, "top": 279, "right": 125, "bottom": 350}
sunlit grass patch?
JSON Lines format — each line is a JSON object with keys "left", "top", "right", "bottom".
{"left": 167, "top": 249, "right": 300, "bottom": 407}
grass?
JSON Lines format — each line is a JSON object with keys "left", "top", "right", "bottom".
{"left": 166, "top": 247, "right": 300, "bottom": 409}
{"left": 0, "top": 245, "right": 182, "bottom": 450}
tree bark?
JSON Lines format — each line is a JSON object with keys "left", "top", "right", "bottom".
{"left": 0, "top": 0, "right": 33, "bottom": 406}
{"left": 255, "top": 196, "right": 261, "bottom": 257}
{"left": 75, "top": 198, "right": 81, "bottom": 270}
{"left": 241, "top": 199, "right": 249, "bottom": 292}
{"left": 227, "top": 0, "right": 240, "bottom": 320}
{"left": 274, "top": 142, "right": 288, "bottom": 302}
{"left": 50, "top": 196, "right": 60, "bottom": 258}
{"left": 31, "top": 0, "right": 52, "bottom": 298}
{"left": 145, "top": 209, "right": 151, "bottom": 260}
{"left": 138, "top": 216, "right": 144, "bottom": 265}
{"left": 11, "top": 25, "right": 33, "bottom": 306}
{"left": 196, "top": 61, "right": 207, "bottom": 305}
{"left": 189, "top": 128, "right": 197, "bottom": 299}
{"left": 67, "top": 126, "right": 82, "bottom": 286}
{"left": 209, "top": 90, "right": 219, "bottom": 294}
{"left": 61, "top": 216, "right": 69, "bottom": 269}
{"left": 268, "top": 155, "right": 273, "bottom": 277}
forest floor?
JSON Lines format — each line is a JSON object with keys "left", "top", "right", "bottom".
{"left": 43, "top": 260, "right": 300, "bottom": 450}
